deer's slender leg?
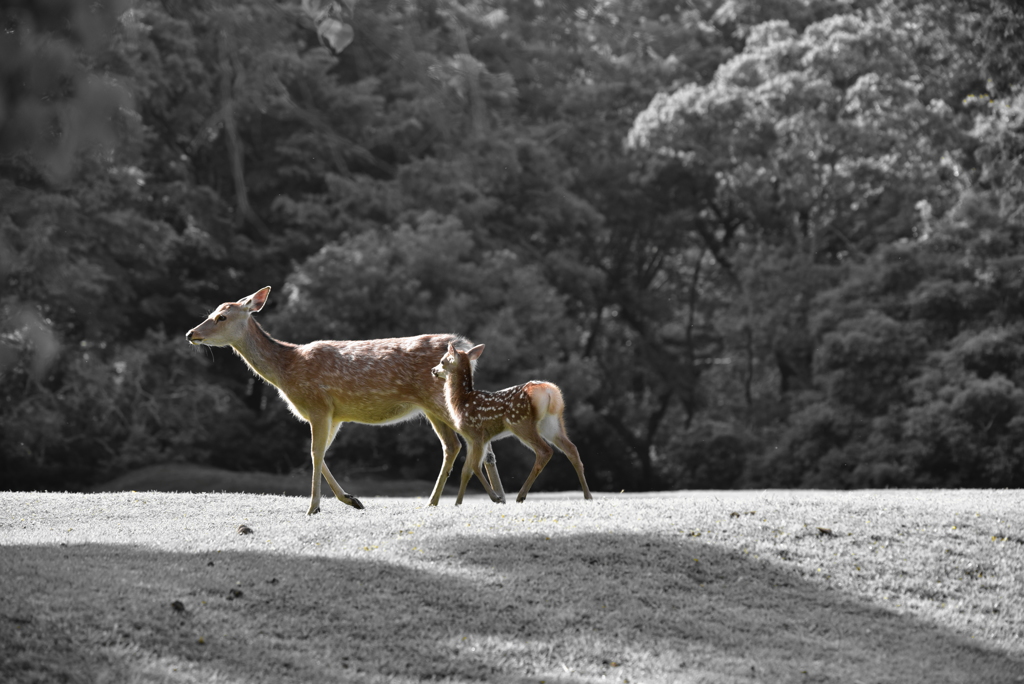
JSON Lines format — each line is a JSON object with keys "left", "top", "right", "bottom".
{"left": 552, "top": 433, "right": 592, "bottom": 500}
{"left": 483, "top": 443, "right": 506, "bottom": 504}
{"left": 307, "top": 415, "right": 328, "bottom": 515}
{"left": 512, "top": 427, "right": 555, "bottom": 503}
{"left": 320, "top": 419, "right": 361, "bottom": 505}
{"left": 426, "top": 415, "right": 462, "bottom": 506}
{"left": 455, "top": 440, "right": 482, "bottom": 505}
{"left": 308, "top": 414, "right": 362, "bottom": 515}
{"left": 456, "top": 439, "right": 502, "bottom": 505}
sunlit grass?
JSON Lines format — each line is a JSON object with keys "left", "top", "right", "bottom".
{"left": 2, "top": 490, "right": 1022, "bottom": 683}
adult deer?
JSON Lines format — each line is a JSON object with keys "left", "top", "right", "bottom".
{"left": 431, "top": 342, "right": 593, "bottom": 504}
{"left": 185, "top": 287, "right": 506, "bottom": 514}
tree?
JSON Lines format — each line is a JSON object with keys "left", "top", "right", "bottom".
{"left": 6, "top": 0, "right": 1024, "bottom": 493}
{"left": 626, "top": 3, "right": 975, "bottom": 463}
{"left": 0, "top": 0, "right": 131, "bottom": 180}
{"left": 750, "top": 80, "right": 1024, "bottom": 487}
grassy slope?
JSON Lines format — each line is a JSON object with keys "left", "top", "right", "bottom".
{"left": 1, "top": 490, "right": 1022, "bottom": 684}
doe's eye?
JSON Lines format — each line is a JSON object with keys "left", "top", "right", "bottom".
{"left": 216, "top": 315, "right": 226, "bottom": 322}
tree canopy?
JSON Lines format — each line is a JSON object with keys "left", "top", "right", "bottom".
{"left": 3, "top": 0, "right": 1024, "bottom": 492}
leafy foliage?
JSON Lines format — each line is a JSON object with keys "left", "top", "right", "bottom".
{"left": 3, "top": 0, "right": 1024, "bottom": 492}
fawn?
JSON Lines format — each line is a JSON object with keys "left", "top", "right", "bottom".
{"left": 186, "top": 287, "right": 506, "bottom": 514}
{"left": 431, "top": 342, "right": 593, "bottom": 504}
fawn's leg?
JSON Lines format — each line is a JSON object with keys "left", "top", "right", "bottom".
{"left": 513, "top": 427, "right": 555, "bottom": 503}
{"left": 426, "top": 415, "right": 462, "bottom": 506}
{"left": 552, "top": 433, "right": 593, "bottom": 500}
{"left": 483, "top": 444, "right": 507, "bottom": 504}
{"left": 456, "top": 440, "right": 502, "bottom": 505}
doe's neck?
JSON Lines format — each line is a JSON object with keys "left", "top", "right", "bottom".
{"left": 231, "top": 318, "right": 296, "bottom": 388}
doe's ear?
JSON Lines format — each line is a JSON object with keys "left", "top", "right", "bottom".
{"left": 239, "top": 286, "right": 272, "bottom": 312}
{"left": 467, "top": 344, "right": 485, "bottom": 362}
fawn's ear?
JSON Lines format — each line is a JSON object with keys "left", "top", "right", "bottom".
{"left": 239, "top": 286, "right": 271, "bottom": 312}
{"left": 467, "top": 344, "right": 485, "bottom": 361}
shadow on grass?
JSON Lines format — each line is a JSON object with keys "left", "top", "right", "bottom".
{"left": 1, "top": 533, "right": 1020, "bottom": 684}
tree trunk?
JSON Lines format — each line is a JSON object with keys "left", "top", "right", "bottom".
{"left": 218, "top": 30, "right": 269, "bottom": 240}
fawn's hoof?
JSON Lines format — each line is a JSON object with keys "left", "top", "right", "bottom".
{"left": 306, "top": 505, "right": 321, "bottom": 516}
{"left": 348, "top": 496, "right": 365, "bottom": 510}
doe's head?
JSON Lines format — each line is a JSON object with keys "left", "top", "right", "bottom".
{"left": 186, "top": 286, "right": 271, "bottom": 348}
{"left": 431, "top": 342, "right": 484, "bottom": 381}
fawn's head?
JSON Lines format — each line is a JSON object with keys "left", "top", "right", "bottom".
{"left": 186, "top": 286, "right": 271, "bottom": 347}
{"left": 431, "top": 342, "right": 484, "bottom": 382}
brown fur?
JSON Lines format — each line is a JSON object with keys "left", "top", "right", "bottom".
{"left": 431, "top": 343, "right": 593, "bottom": 504}
{"left": 186, "top": 287, "right": 506, "bottom": 514}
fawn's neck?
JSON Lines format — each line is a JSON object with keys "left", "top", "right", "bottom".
{"left": 231, "top": 318, "right": 297, "bottom": 389}
{"left": 444, "top": 367, "right": 477, "bottom": 421}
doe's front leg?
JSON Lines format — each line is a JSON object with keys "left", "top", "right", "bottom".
{"left": 426, "top": 416, "right": 462, "bottom": 506}
{"left": 307, "top": 416, "right": 329, "bottom": 515}
{"left": 307, "top": 415, "right": 363, "bottom": 515}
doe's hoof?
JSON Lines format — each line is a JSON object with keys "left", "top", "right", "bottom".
{"left": 349, "top": 496, "right": 365, "bottom": 510}
{"left": 306, "top": 506, "right": 321, "bottom": 516}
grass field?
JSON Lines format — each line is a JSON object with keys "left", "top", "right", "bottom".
{"left": 2, "top": 489, "right": 1023, "bottom": 683}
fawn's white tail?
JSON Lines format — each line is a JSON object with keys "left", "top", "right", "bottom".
{"left": 431, "top": 342, "right": 593, "bottom": 504}
{"left": 186, "top": 287, "right": 506, "bottom": 514}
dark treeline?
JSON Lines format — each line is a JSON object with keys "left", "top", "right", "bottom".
{"left": 3, "top": 0, "right": 1024, "bottom": 493}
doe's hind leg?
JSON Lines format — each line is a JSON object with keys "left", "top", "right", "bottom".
{"left": 320, "top": 420, "right": 364, "bottom": 509}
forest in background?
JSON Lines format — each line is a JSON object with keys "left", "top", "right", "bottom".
{"left": 3, "top": 0, "right": 1024, "bottom": 493}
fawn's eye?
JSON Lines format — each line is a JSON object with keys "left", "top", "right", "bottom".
{"left": 216, "top": 315, "right": 226, "bottom": 322}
